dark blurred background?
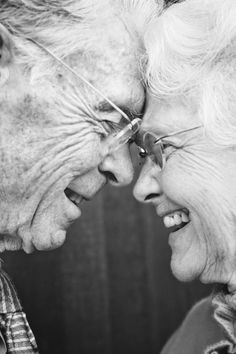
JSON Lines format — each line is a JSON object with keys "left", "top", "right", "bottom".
{"left": 2, "top": 172, "right": 211, "bottom": 354}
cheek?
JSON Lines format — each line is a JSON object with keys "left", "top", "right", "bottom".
{"left": 160, "top": 149, "right": 236, "bottom": 283}
{"left": 1, "top": 121, "right": 103, "bottom": 204}
{"left": 161, "top": 152, "right": 230, "bottom": 245}
{"left": 161, "top": 151, "right": 223, "bottom": 211}
{"left": 7, "top": 91, "right": 105, "bottom": 175}
{"left": 62, "top": 131, "right": 104, "bottom": 174}
{"left": 161, "top": 153, "right": 201, "bottom": 205}
{"left": 162, "top": 153, "right": 235, "bottom": 248}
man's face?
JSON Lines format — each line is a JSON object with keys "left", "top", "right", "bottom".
{"left": 134, "top": 94, "right": 236, "bottom": 285}
{"left": 0, "top": 20, "right": 144, "bottom": 253}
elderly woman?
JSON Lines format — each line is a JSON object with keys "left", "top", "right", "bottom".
{"left": 134, "top": 0, "right": 236, "bottom": 353}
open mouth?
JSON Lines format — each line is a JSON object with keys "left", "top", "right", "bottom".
{"left": 163, "top": 209, "right": 190, "bottom": 233}
{"left": 64, "top": 188, "right": 83, "bottom": 208}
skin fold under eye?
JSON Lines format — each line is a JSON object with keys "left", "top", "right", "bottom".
{"left": 101, "top": 119, "right": 123, "bottom": 134}
{"left": 161, "top": 142, "right": 179, "bottom": 161}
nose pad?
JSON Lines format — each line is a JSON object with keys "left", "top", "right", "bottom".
{"left": 99, "top": 144, "right": 134, "bottom": 187}
{"left": 133, "top": 159, "right": 162, "bottom": 203}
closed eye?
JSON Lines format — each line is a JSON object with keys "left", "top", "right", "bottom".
{"left": 161, "top": 143, "right": 178, "bottom": 160}
{"left": 161, "top": 136, "right": 183, "bottom": 149}
{"left": 162, "top": 142, "right": 174, "bottom": 150}
{"left": 101, "top": 120, "right": 122, "bottom": 134}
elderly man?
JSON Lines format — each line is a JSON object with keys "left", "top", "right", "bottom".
{"left": 0, "top": 0, "right": 157, "bottom": 352}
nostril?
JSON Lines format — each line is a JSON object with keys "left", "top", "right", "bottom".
{"left": 145, "top": 193, "right": 160, "bottom": 201}
{"left": 102, "top": 171, "right": 118, "bottom": 183}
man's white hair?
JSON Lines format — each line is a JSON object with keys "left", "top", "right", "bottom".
{"left": 145, "top": 0, "right": 236, "bottom": 146}
{"left": 0, "top": 0, "right": 159, "bottom": 81}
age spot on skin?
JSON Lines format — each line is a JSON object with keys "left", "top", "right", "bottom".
{"left": 15, "top": 94, "right": 51, "bottom": 128}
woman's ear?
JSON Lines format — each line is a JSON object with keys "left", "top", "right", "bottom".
{"left": 0, "top": 24, "right": 14, "bottom": 67}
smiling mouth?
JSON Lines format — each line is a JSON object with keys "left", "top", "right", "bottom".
{"left": 163, "top": 209, "right": 190, "bottom": 233}
{"left": 64, "top": 188, "right": 83, "bottom": 208}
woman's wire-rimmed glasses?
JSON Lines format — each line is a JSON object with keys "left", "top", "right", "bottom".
{"left": 19, "top": 35, "right": 142, "bottom": 154}
{"left": 136, "top": 125, "right": 202, "bottom": 169}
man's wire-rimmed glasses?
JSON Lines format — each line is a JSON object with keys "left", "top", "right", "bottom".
{"left": 24, "top": 36, "right": 142, "bottom": 154}
{"left": 136, "top": 125, "right": 202, "bottom": 169}
{"left": 10, "top": 32, "right": 203, "bottom": 164}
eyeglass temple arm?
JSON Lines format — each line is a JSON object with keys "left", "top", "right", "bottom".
{"left": 137, "top": 124, "right": 202, "bottom": 157}
{"left": 14, "top": 31, "right": 131, "bottom": 123}
{"left": 155, "top": 125, "right": 202, "bottom": 143}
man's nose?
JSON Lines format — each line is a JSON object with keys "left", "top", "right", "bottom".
{"left": 133, "top": 159, "right": 162, "bottom": 203}
{"left": 99, "top": 144, "right": 134, "bottom": 187}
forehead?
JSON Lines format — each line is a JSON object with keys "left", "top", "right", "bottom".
{"left": 142, "top": 94, "right": 200, "bottom": 135}
{"left": 68, "top": 18, "right": 145, "bottom": 113}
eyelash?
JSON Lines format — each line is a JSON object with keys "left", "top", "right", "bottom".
{"left": 162, "top": 143, "right": 177, "bottom": 158}
{"left": 101, "top": 120, "right": 122, "bottom": 134}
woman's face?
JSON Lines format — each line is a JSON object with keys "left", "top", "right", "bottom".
{"left": 134, "top": 94, "right": 236, "bottom": 285}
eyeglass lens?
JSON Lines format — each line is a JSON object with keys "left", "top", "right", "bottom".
{"left": 106, "top": 118, "right": 142, "bottom": 154}
{"left": 142, "top": 133, "right": 165, "bottom": 168}
{"left": 138, "top": 125, "right": 202, "bottom": 168}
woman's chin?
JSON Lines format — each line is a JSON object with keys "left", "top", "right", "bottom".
{"left": 171, "top": 263, "right": 198, "bottom": 282}
{"left": 170, "top": 253, "right": 206, "bottom": 282}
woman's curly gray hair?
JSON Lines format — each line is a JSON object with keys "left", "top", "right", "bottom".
{"left": 145, "top": 0, "right": 236, "bottom": 146}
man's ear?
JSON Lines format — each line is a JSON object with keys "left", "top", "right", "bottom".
{"left": 0, "top": 24, "right": 14, "bottom": 67}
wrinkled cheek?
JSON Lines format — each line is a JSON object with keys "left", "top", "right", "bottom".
{"left": 192, "top": 206, "right": 233, "bottom": 283}
{"left": 57, "top": 132, "right": 104, "bottom": 176}
{"left": 161, "top": 161, "right": 191, "bottom": 204}
{"left": 162, "top": 162, "right": 231, "bottom": 281}
{"left": 162, "top": 157, "right": 204, "bottom": 205}
{"left": 162, "top": 162, "right": 214, "bottom": 238}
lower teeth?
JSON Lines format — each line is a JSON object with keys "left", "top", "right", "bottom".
{"left": 173, "top": 221, "right": 189, "bottom": 232}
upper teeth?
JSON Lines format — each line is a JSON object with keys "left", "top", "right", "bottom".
{"left": 163, "top": 211, "right": 189, "bottom": 228}
{"left": 69, "top": 193, "right": 82, "bottom": 206}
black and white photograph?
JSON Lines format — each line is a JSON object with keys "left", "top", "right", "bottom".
{"left": 0, "top": 0, "right": 234, "bottom": 353}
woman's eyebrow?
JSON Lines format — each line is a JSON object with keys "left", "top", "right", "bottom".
{"left": 142, "top": 122, "right": 167, "bottom": 137}
{"left": 153, "top": 125, "right": 203, "bottom": 141}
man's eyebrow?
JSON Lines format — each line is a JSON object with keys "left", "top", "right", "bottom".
{"left": 96, "top": 101, "right": 143, "bottom": 120}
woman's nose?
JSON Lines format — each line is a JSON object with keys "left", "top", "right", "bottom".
{"left": 133, "top": 159, "right": 162, "bottom": 203}
{"left": 99, "top": 144, "right": 134, "bottom": 187}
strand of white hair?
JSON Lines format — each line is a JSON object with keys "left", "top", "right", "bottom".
{"left": 144, "top": 0, "right": 236, "bottom": 147}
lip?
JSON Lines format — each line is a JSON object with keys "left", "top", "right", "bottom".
{"left": 155, "top": 203, "right": 191, "bottom": 235}
{"left": 67, "top": 179, "right": 108, "bottom": 202}
{"left": 168, "top": 221, "right": 191, "bottom": 248}
{"left": 156, "top": 205, "right": 189, "bottom": 219}
{"left": 64, "top": 188, "right": 84, "bottom": 206}
{"left": 64, "top": 193, "right": 82, "bottom": 220}
{"left": 62, "top": 188, "right": 83, "bottom": 223}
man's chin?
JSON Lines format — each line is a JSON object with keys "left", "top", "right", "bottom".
{"left": 27, "top": 227, "right": 71, "bottom": 253}
{"left": 23, "top": 194, "right": 82, "bottom": 252}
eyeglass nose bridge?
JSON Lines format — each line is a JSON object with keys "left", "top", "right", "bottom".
{"left": 138, "top": 147, "right": 148, "bottom": 158}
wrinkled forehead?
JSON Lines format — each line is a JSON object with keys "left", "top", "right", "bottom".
{"left": 66, "top": 18, "right": 145, "bottom": 113}
{"left": 142, "top": 93, "right": 200, "bottom": 135}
